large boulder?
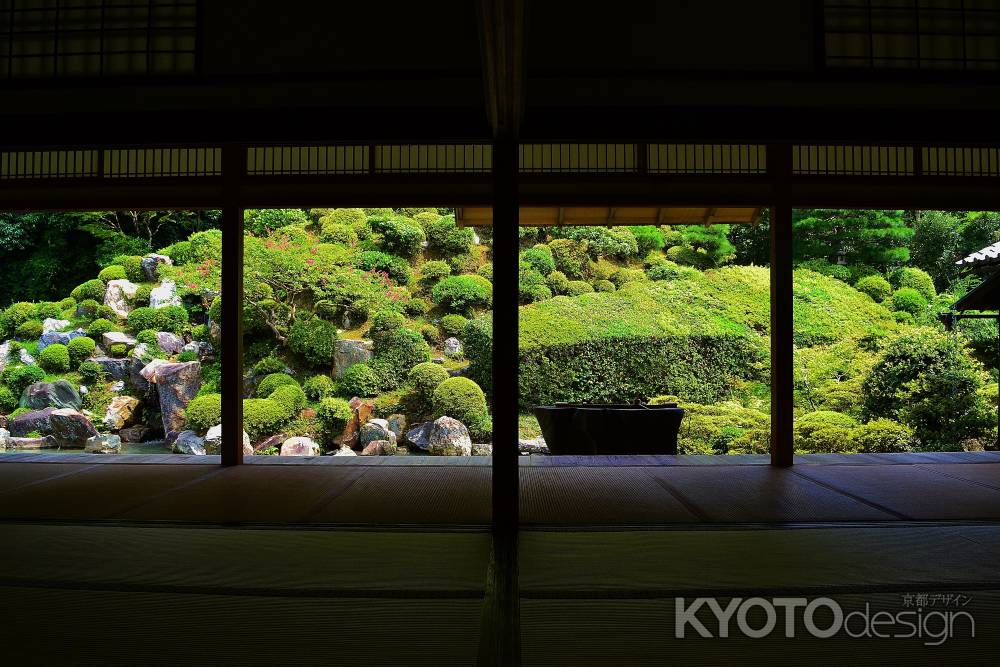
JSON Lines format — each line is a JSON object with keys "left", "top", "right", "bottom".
{"left": 386, "top": 414, "right": 407, "bottom": 441}
{"left": 85, "top": 434, "right": 122, "bottom": 454}
{"left": 332, "top": 397, "right": 374, "bottom": 447}
{"left": 279, "top": 436, "right": 320, "bottom": 456}
{"left": 172, "top": 430, "right": 206, "bottom": 455}
{"left": 48, "top": 408, "right": 99, "bottom": 448}
{"left": 332, "top": 445, "right": 357, "bottom": 456}
{"left": 156, "top": 361, "right": 202, "bottom": 443}
{"left": 9, "top": 408, "right": 56, "bottom": 436}
{"left": 139, "top": 358, "right": 172, "bottom": 384}
{"left": 8, "top": 435, "right": 58, "bottom": 450}
{"left": 42, "top": 318, "right": 70, "bottom": 334}
{"left": 155, "top": 332, "right": 185, "bottom": 355}
{"left": 19, "top": 380, "right": 82, "bottom": 411}
{"left": 333, "top": 339, "right": 373, "bottom": 378}
{"left": 141, "top": 253, "right": 173, "bottom": 281}
{"left": 89, "top": 357, "right": 132, "bottom": 382}
{"left": 150, "top": 280, "right": 181, "bottom": 309}
{"left": 182, "top": 341, "right": 215, "bottom": 363}
{"left": 359, "top": 419, "right": 396, "bottom": 448}
{"left": 472, "top": 443, "right": 493, "bottom": 456}
{"left": 204, "top": 424, "right": 253, "bottom": 456}
{"left": 119, "top": 425, "right": 152, "bottom": 443}
{"left": 0, "top": 427, "right": 9, "bottom": 450}
{"left": 103, "top": 395, "right": 142, "bottom": 431}
{"left": 427, "top": 416, "right": 472, "bottom": 456}
{"left": 104, "top": 279, "right": 139, "bottom": 318}
{"left": 102, "top": 331, "right": 137, "bottom": 351}
{"left": 361, "top": 439, "right": 397, "bottom": 456}
{"left": 37, "top": 328, "right": 86, "bottom": 352}
{"left": 405, "top": 422, "right": 432, "bottom": 450}
{"left": 518, "top": 437, "right": 549, "bottom": 455}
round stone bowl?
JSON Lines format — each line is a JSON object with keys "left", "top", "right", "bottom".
{"left": 532, "top": 403, "right": 684, "bottom": 456}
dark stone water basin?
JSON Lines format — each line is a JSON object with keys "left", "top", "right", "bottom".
{"left": 533, "top": 403, "right": 684, "bottom": 455}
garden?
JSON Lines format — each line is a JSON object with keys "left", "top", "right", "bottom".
{"left": 0, "top": 207, "right": 996, "bottom": 456}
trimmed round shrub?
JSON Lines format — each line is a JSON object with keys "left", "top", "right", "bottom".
{"left": 87, "top": 318, "right": 116, "bottom": 340}
{"left": 2, "top": 365, "right": 45, "bottom": 395}
{"left": 77, "top": 299, "right": 100, "bottom": 318}
{"left": 563, "top": 226, "right": 639, "bottom": 260}
{"left": 440, "top": 314, "right": 468, "bottom": 339}
{"left": 157, "top": 305, "right": 189, "bottom": 335}
{"left": 855, "top": 275, "right": 892, "bottom": 302}
{"left": 407, "top": 362, "right": 450, "bottom": 413}
{"left": 317, "top": 397, "right": 353, "bottom": 443}
{"left": 112, "top": 255, "right": 145, "bottom": 282}
{"left": 98, "top": 265, "right": 127, "bottom": 282}
{"left": 67, "top": 336, "right": 96, "bottom": 365}
{"left": 793, "top": 410, "right": 857, "bottom": 453}
{"left": 256, "top": 372, "right": 299, "bottom": 397}
{"left": 245, "top": 208, "right": 309, "bottom": 236}
{"left": 38, "top": 343, "right": 71, "bottom": 373}
{"left": 549, "top": 238, "right": 592, "bottom": 279}
{"left": 850, "top": 419, "right": 913, "bottom": 453}
{"left": 631, "top": 226, "right": 666, "bottom": 255}
{"left": 520, "top": 245, "right": 556, "bottom": 275}
{"left": 891, "top": 287, "right": 928, "bottom": 315}
{"left": 468, "top": 414, "right": 492, "bottom": 443}
{"left": 159, "top": 240, "right": 194, "bottom": 265}
{"left": 96, "top": 305, "right": 118, "bottom": 321}
{"left": 288, "top": 316, "right": 338, "bottom": 367}
{"left": 565, "top": 280, "right": 594, "bottom": 296}
{"left": 370, "top": 215, "right": 425, "bottom": 258}
{"left": 109, "top": 343, "right": 128, "bottom": 358}
{"left": 356, "top": 250, "right": 412, "bottom": 285}
{"left": 594, "top": 279, "right": 616, "bottom": 292}
{"left": 59, "top": 297, "right": 77, "bottom": 311}
{"left": 208, "top": 296, "right": 222, "bottom": 323}
{"left": 432, "top": 275, "right": 493, "bottom": 313}
{"left": 477, "top": 263, "right": 493, "bottom": 281}
{"left": 432, "top": 376, "right": 489, "bottom": 426}
{"left": 320, "top": 208, "right": 369, "bottom": 238}
{"left": 253, "top": 356, "right": 285, "bottom": 376}
{"left": 185, "top": 393, "right": 222, "bottom": 432}
{"left": 303, "top": 374, "right": 336, "bottom": 401}
{"left": 546, "top": 271, "right": 569, "bottom": 295}
{"left": 369, "top": 310, "right": 405, "bottom": 338}
{"left": 1, "top": 302, "right": 38, "bottom": 337}
{"left": 463, "top": 315, "right": 492, "bottom": 391}
{"left": 890, "top": 267, "right": 936, "bottom": 300}
{"left": 336, "top": 363, "right": 382, "bottom": 397}
{"left": 420, "top": 323, "right": 440, "bottom": 345}
{"left": 77, "top": 361, "right": 106, "bottom": 386}
{"left": 370, "top": 326, "right": 431, "bottom": 389}
{"left": 135, "top": 329, "right": 159, "bottom": 348}
{"left": 242, "top": 398, "right": 290, "bottom": 441}
{"left": 403, "top": 296, "right": 430, "bottom": 317}
{"left": 419, "top": 260, "right": 452, "bottom": 284}
{"left": 523, "top": 284, "right": 553, "bottom": 302}
{"left": 0, "top": 385, "right": 17, "bottom": 414}
{"left": 126, "top": 307, "right": 160, "bottom": 334}
{"left": 610, "top": 268, "right": 647, "bottom": 287}
{"left": 320, "top": 222, "right": 359, "bottom": 246}
{"left": 71, "top": 279, "right": 107, "bottom": 302}
{"left": 893, "top": 310, "right": 915, "bottom": 324}
{"left": 424, "top": 215, "right": 474, "bottom": 256}
{"left": 16, "top": 319, "right": 43, "bottom": 341}
{"left": 35, "top": 302, "right": 62, "bottom": 319}
{"left": 269, "top": 384, "right": 307, "bottom": 417}
{"left": 133, "top": 285, "right": 152, "bottom": 306}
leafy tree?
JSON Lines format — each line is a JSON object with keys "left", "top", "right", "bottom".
{"left": 792, "top": 209, "right": 912, "bottom": 269}
{"left": 909, "top": 210, "right": 962, "bottom": 289}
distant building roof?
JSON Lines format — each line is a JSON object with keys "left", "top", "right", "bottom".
{"left": 953, "top": 271, "right": 1000, "bottom": 311}
{"left": 956, "top": 241, "right": 1000, "bottom": 269}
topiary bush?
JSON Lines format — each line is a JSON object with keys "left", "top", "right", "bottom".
{"left": 112, "top": 255, "right": 146, "bottom": 282}
{"left": 610, "top": 268, "right": 647, "bottom": 287}
{"left": 320, "top": 222, "right": 359, "bottom": 246}
{"left": 15, "top": 319, "right": 43, "bottom": 341}
{"left": 269, "top": 384, "right": 307, "bottom": 418}
{"left": 548, "top": 238, "right": 592, "bottom": 279}
{"left": 87, "top": 318, "right": 117, "bottom": 340}
{"left": 523, "top": 284, "right": 553, "bottom": 303}
{"left": 126, "top": 307, "right": 160, "bottom": 334}
{"left": 850, "top": 419, "right": 913, "bottom": 453}
{"left": 245, "top": 208, "right": 309, "bottom": 236}
{"left": 477, "top": 263, "right": 493, "bottom": 281}
{"left": 891, "top": 287, "right": 928, "bottom": 315}
{"left": 545, "top": 270, "right": 569, "bottom": 295}
{"left": 317, "top": 397, "right": 353, "bottom": 444}
{"left": 242, "top": 398, "right": 290, "bottom": 441}
{"left": 406, "top": 361, "right": 450, "bottom": 414}
{"left": 463, "top": 315, "right": 493, "bottom": 391}
{"left": 520, "top": 245, "right": 556, "bottom": 275}
{"left": 432, "top": 376, "right": 489, "bottom": 426}
{"left": 157, "top": 305, "right": 189, "bottom": 335}
{"left": 432, "top": 275, "right": 493, "bottom": 313}
{"left": 794, "top": 410, "right": 858, "bottom": 453}
{"left": 647, "top": 261, "right": 699, "bottom": 281}
{"left": 594, "top": 280, "right": 616, "bottom": 292}
{"left": 420, "top": 323, "right": 440, "bottom": 345}
{"left": 356, "top": 250, "right": 412, "bottom": 285}
{"left": 440, "top": 314, "right": 468, "bottom": 339}
{"left": 419, "top": 260, "right": 452, "bottom": 285}
{"left": 185, "top": 393, "right": 222, "bottom": 432}
{"left": 370, "top": 215, "right": 425, "bottom": 258}
{"left": 303, "top": 374, "right": 336, "bottom": 401}
{"left": 77, "top": 361, "right": 106, "bottom": 386}
{"left": 0, "top": 385, "right": 17, "bottom": 414}
{"left": 370, "top": 323, "right": 431, "bottom": 389}
{"left": 631, "top": 226, "right": 666, "bottom": 255}
{"left": 890, "top": 266, "right": 936, "bottom": 300}
{"left": 0, "top": 302, "right": 38, "bottom": 338}
{"left": 35, "top": 302, "right": 62, "bottom": 319}
{"left": 96, "top": 305, "right": 118, "bottom": 321}
{"left": 38, "top": 343, "right": 71, "bottom": 373}
{"left": 256, "top": 372, "right": 299, "bottom": 397}
{"left": 76, "top": 299, "right": 100, "bottom": 319}
{"left": 319, "top": 208, "right": 370, "bottom": 239}
{"left": 565, "top": 280, "right": 594, "bottom": 296}
{"left": 67, "top": 336, "right": 96, "bottom": 366}
{"left": 253, "top": 356, "right": 285, "bottom": 376}
{"left": 855, "top": 275, "right": 892, "bottom": 302}
{"left": 71, "top": 279, "right": 107, "bottom": 302}
{"left": 288, "top": 315, "right": 338, "bottom": 367}
{"left": 336, "top": 363, "right": 382, "bottom": 397}
{"left": 1, "top": 364, "right": 45, "bottom": 395}
{"left": 98, "top": 265, "right": 127, "bottom": 282}
{"left": 424, "top": 214, "right": 474, "bottom": 257}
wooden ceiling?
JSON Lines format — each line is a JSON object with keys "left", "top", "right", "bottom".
{"left": 455, "top": 206, "right": 762, "bottom": 227}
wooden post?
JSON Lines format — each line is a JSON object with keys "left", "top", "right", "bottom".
{"left": 220, "top": 144, "right": 245, "bottom": 466}
{"left": 769, "top": 144, "right": 794, "bottom": 467}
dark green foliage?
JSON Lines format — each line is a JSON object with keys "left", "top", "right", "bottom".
{"left": 270, "top": 384, "right": 307, "bottom": 418}
{"left": 424, "top": 215, "right": 474, "bottom": 256}
{"left": 15, "top": 319, "right": 43, "bottom": 340}
{"left": 303, "top": 374, "right": 336, "bottom": 401}
{"left": 256, "top": 372, "right": 299, "bottom": 397}
{"left": 565, "top": 280, "right": 594, "bottom": 296}
{"left": 593, "top": 280, "right": 616, "bottom": 293}
{"left": 647, "top": 261, "right": 698, "bottom": 281}
{"left": 371, "top": 325, "right": 431, "bottom": 389}
{"left": 159, "top": 240, "right": 194, "bottom": 264}
{"left": 244, "top": 209, "right": 309, "bottom": 236}
{"left": 523, "top": 284, "right": 552, "bottom": 302}
{"left": 70, "top": 279, "right": 107, "bottom": 302}
{"left": 545, "top": 271, "right": 568, "bottom": 295}
{"left": 462, "top": 314, "right": 492, "bottom": 391}
{"left": 432, "top": 275, "right": 493, "bottom": 313}
{"left": 420, "top": 323, "right": 440, "bottom": 345}
{"left": 855, "top": 275, "right": 892, "bottom": 301}
{"left": 552, "top": 226, "right": 639, "bottom": 260}
{"left": 67, "top": 336, "right": 96, "bottom": 365}
{"left": 440, "top": 314, "right": 468, "bottom": 339}
{"left": 1, "top": 365, "right": 45, "bottom": 395}
{"left": 126, "top": 307, "right": 159, "bottom": 333}
{"left": 419, "top": 260, "right": 451, "bottom": 285}
{"left": 890, "top": 267, "right": 936, "bottom": 300}
{"left": 792, "top": 209, "right": 912, "bottom": 269}
{"left": 794, "top": 411, "right": 857, "bottom": 453}
{"left": 666, "top": 225, "right": 736, "bottom": 268}
{"left": 77, "top": 300, "right": 99, "bottom": 319}
{"left": 77, "top": 361, "right": 106, "bottom": 385}
{"left": 158, "top": 305, "right": 189, "bottom": 335}
{"left": 477, "top": 263, "right": 493, "bottom": 281}
{"left": 208, "top": 296, "right": 222, "bottom": 323}
{"left": 58, "top": 297, "right": 76, "bottom": 311}
{"left": 112, "top": 255, "right": 146, "bottom": 282}
{"left": 185, "top": 393, "right": 222, "bottom": 431}
{"left": 253, "top": 356, "right": 285, "bottom": 376}
{"left": 406, "top": 362, "right": 450, "bottom": 414}
{"left": 548, "top": 238, "right": 592, "bottom": 279}
{"left": 370, "top": 215, "right": 425, "bottom": 258}
{"left": 0, "top": 385, "right": 17, "bottom": 414}
{"left": 356, "top": 250, "right": 412, "bottom": 284}
{"left": 520, "top": 245, "right": 556, "bottom": 275}
{"left": 317, "top": 397, "right": 353, "bottom": 444}
{"left": 176, "top": 350, "right": 199, "bottom": 362}
{"left": 631, "top": 226, "right": 666, "bottom": 255}
{"left": 35, "top": 302, "right": 62, "bottom": 319}
{"left": 863, "top": 328, "right": 992, "bottom": 446}
{"left": 797, "top": 259, "right": 852, "bottom": 283}
{"left": 242, "top": 398, "right": 290, "bottom": 441}
{"left": 891, "top": 287, "right": 928, "bottom": 315}
{"left": 135, "top": 330, "right": 159, "bottom": 348}
{"left": 850, "top": 419, "right": 913, "bottom": 453}
{"left": 288, "top": 315, "right": 338, "bottom": 367}
{"left": 97, "top": 265, "right": 126, "bottom": 281}
{"left": 432, "top": 376, "right": 489, "bottom": 426}
{"left": 518, "top": 264, "right": 547, "bottom": 304}
{"left": 336, "top": 363, "right": 382, "bottom": 397}
{"left": 87, "top": 318, "right": 116, "bottom": 340}
{"left": 96, "top": 305, "right": 118, "bottom": 321}
{"left": 38, "top": 343, "right": 71, "bottom": 373}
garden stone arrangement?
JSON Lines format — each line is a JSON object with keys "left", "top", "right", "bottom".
{"left": 1, "top": 208, "right": 997, "bottom": 457}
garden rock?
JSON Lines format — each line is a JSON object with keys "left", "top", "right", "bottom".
{"left": 8, "top": 435, "right": 58, "bottom": 450}
{"left": 359, "top": 419, "right": 396, "bottom": 448}
{"left": 204, "top": 424, "right": 252, "bottom": 456}
{"left": 156, "top": 332, "right": 185, "bottom": 355}
{"left": 85, "top": 434, "right": 122, "bottom": 454}
{"left": 103, "top": 395, "right": 141, "bottom": 431}
{"left": 280, "top": 436, "right": 320, "bottom": 456}
{"left": 0, "top": 427, "right": 9, "bottom": 450}
{"left": 150, "top": 280, "right": 181, "bottom": 309}
{"left": 141, "top": 253, "right": 173, "bottom": 281}
{"left": 386, "top": 414, "right": 407, "bottom": 441}
{"left": 104, "top": 279, "right": 139, "bottom": 318}
{"left": 172, "top": 430, "right": 206, "bottom": 455}
{"left": 139, "top": 358, "right": 171, "bottom": 383}
{"left": 89, "top": 356, "right": 131, "bottom": 382}
{"left": 361, "top": 439, "right": 397, "bottom": 456}
{"left": 18, "top": 348, "right": 34, "bottom": 364}
{"left": 405, "top": 422, "right": 432, "bottom": 450}
{"left": 9, "top": 408, "right": 56, "bottom": 436}
{"left": 428, "top": 416, "right": 472, "bottom": 456}
{"left": 102, "top": 331, "right": 137, "bottom": 350}
{"left": 518, "top": 437, "right": 549, "bottom": 455}
{"left": 333, "top": 339, "right": 373, "bottom": 378}
{"left": 182, "top": 341, "right": 215, "bottom": 362}
{"left": 155, "top": 361, "right": 202, "bottom": 443}
{"left": 119, "top": 425, "right": 151, "bottom": 443}
{"left": 472, "top": 443, "right": 493, "bottom": 456}
{"left": 443, "top": 337, "right": 463, "bottom": 357}
{"left": 37, "top": 328, "right": 86, "bottom": 352}
{"left": 332, "top": 445, "right": 357, "bottom": 456}
{"left": 48, "top": 408, "right": 99, "bottom": 447}
{"left": 42, "top": 318, "right": 70, "bottom": 334}
{"left": 19, "top": 380, "right": 82, "bottom": 411}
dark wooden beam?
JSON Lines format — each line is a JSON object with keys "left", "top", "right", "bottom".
{"left": 769, "top": 144, "right": 794, "bottom": 467}
{"left": 220, "top": 145, "right": 245, "bottom": 467}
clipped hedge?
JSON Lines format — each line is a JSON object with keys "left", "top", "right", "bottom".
{"left": 67, "top": 336, "right": 96, "bottom": 365}
{"left": 38, "top": 343, "right": 71, "bottom": 373}
{"left": 243, "top": 398, "right": 290, "bottom": 441}
{"left": 256, "top": 372, "right": 298, "bottom": 397}
{"left": 288, "top": 315, "right": 338, "bottom": 367}
{"left": 432, "top": 376, "right": 489, "bottom": 426}
{"left": 303, "top": 374, "right": 336, "bottom": 401}
{"left": 185, "top": 393, "right": 222, "bottom": 432}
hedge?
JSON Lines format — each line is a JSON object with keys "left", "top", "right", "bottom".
{"left": 432, "top": 376, "right": 488, "bottom": 426}
{"left": 185, "top": 393, "right": 222, "bottom": 431}
{"left": 256, "top": 372, "right": 298, "bottom": 397}
{"left": 38, "top": 343, "right": 71, "bottom": 373}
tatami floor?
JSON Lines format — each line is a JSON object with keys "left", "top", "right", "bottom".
{"left": 2, "top": 452, "right": 999, "bottom": 665}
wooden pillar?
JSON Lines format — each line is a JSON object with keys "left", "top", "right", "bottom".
{"left": 220, "top": 144, "right": 245, "bottom": 466}
{"left": 769, "top": 144, "right": 794, "bottom": 467}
